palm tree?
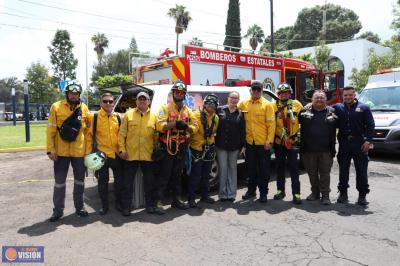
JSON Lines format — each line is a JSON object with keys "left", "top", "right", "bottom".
{"left": 244, "top": 24, "right": 265, "bottom": 51}
{"left": 91, "top": 33, "right": 109, "bottom": 66}
{"left": 167, "top": 5, "right": 192, "bottom": 55}
{"left": 188, "top": 37, "right": 203, "bottom": 47}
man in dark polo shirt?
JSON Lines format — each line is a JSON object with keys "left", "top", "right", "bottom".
{"left": 299, "top": 90, "right": 337, "bottom": 205}
{"left": 334, "top": 86, "right": 375, "bottom": 205}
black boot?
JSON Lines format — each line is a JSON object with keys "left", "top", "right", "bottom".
{"left": 200, "top": 196, "right": 215, "bottom": 204}
{"left": 75, "top": 208, "right": 89, "bottom": 217}
{"left": 357, "top": 194, "right": 369, "bottom": 206}
{"left": 242, "top": 191, "right": 256, "bottom": 200}
{"left": 337, "top": 191, "right": 348, "bottom": 204}
{"left": 49, "top": 209, "right": 64, "bottom": 222}
{"left": 171, "top": 198, "right": 189, "bottom": 210}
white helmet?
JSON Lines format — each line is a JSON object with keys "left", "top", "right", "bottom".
{"left": 84, "top": 152, "right": 106, "bottom": 171}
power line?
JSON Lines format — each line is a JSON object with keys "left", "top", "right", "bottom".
{"left": 0, "top": 10, "right": 176, "bottom": 37}
{"left": 14, "top": 0, "right": 244, "bottom": 39}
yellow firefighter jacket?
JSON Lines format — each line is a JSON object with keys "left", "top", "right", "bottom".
{"left": 190, "top": 110, "right": 219, "bottom": 151}
{"left": 238, "top": 97, "right": 276, "bottom": 145}
{"left": 156, "top": 101, "right": 198, "bottom": 141}
{"left": 118, "top": 108, "right": 157, "bottom": 161}
{"left": 86, "top": 108, "right": 121, "bottom": 159}
{"left": 46, "top": 99, "right": 90, "bottom": 157}
{"left": 273, "top": 99, "right": 303, "bottom": 146}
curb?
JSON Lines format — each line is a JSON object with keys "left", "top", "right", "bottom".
{"left": 0, "top": 146, "right": 46, "bottom": 153}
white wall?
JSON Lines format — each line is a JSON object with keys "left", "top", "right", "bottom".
{"left": 284, "top": 39, "right": 392, "bottom": 87}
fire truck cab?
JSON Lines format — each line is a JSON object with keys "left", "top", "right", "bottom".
{"left": 133, "top": 45, "right": 342, "bottom": 105}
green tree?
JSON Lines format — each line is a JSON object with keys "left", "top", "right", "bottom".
{"left": 25, "top": 62, "right": 58, "bottom": 104}
{"left": 244, "top": 24, "right": 264, "bottom": 51}
{"left": 167, "top": 5, "right": 192, "bottom": 55}
{"left": 223, "top": 0, "right": 241, "bottom": 52}
{"left": 357, "top": 31, "right": 381, "bottom": 44}
{"left": 392, "top": 0, "right": 400, "bottom": 33}
{"left": 291, "top": 4, "right": 362, "bottom": 49}
{"left": 130, "top": 36, "right": 138, "bottom": 51}
{"left": 0, "top": 77, "right": 24, "bottom": 103}
{"left": 95, "top": 74, "right": 133, "bottom": 89}
{"left": 91, "top": 33, "right": 109, "bottom": 66}
{"left": 91, "top": 49, "right": 131, "bottom": 83}
{"left": 262, "top": 26, "right": 294, "bottom": 52}
{"left": 313, "top": 41, "right": 332, "bottom": 72}
{"left": 48, "top": 29, "right": 78, "bottom": 82}
{"left": 188, "top": 37, "right": 203, "bottom": 47}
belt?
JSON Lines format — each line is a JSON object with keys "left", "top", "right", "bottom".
{"left": 344, "top": 135, "right": 363, "bottom": 140}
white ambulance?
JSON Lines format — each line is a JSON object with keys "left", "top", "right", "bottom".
{"left": 358, "top": 68, "right": 400, "bottom": 153}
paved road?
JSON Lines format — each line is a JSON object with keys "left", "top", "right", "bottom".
{"left": 0, "top": 151, "right": 399, "bottom": 265}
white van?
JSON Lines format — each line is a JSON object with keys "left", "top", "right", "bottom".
{"left": 358, "top": 69, "right": 400, "bottom": 154}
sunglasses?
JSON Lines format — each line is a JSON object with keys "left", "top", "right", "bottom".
{"left": 102, "top": 100, "right": 114, "bottom": 104}
{"left": 173, "top": 90, "right": 185, "bottom": 95}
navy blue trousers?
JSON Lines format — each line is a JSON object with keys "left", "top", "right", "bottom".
{"left": 188, "top": 158, "right": 213, "bottom": 200}
{"left": 122, "top": 160, "right": 156, "bottom": 210}
{"left": 245, "top": 144, "right": 271, "bottom": 196}
{"left": 337, "top": 137, "right": 370, "bottom": 195}
{"left": 275, "top": 145, "right": 300, "bottom": 194}
{"left": 53, "top": 157, "right": 85, "bottom": 211}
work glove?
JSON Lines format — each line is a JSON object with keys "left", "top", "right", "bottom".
{"left": 175, "top": 120, "right": 189, "bottom": 130}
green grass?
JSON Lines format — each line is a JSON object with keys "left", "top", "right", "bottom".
{"left": 0, "top": 124, "right": 47, "bottom": 149}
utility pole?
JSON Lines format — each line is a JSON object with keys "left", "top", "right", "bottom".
{"left": 85, "top": 42, "right": 89, "bottom": 106}
{"left": 11, "top": 88, "right": 16, "bottom": 126}
{"left": 23, "top": 79, "right": 30, "bottom": 142}
{"left": 322, "top": 0, "right": 327, "bottom": 41}
{"left": 270, "top": 0, "right": 274, "bottom": 53}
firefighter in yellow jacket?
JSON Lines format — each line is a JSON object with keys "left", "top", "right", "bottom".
{"left": 118, "top": 91, "right": 162, "bottom": 216}
{"left": 272, "top": 83, "right": 303, "bottom": 204}
{"left": 155, "top": 81, "right": 198, "bottom": 211}
{"left": 86, "top": 93, "right": 123, "bottom": 215}
{"left": 188, "top": 94, "right": 219, "bottom": 208}
{"left": 46, "top": 81, "right": 91, "bottom": 222}
{"left": 238, "top": 80, "right": 275, "bottom": 203}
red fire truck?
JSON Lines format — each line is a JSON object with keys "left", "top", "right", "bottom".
{"left": 133, "top": 45, "right": 342, "bottom": 105}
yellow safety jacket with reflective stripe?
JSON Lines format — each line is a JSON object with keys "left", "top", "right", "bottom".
{"left": 156, "top": 101, "right": 198, "bottom": 137}
{"left": 238, "top": 97, "right": 276, "bottom": 145}
{"left": 273, "top": 99, "right": 303, "bottom": 145}
{"left": 46, "top": 99, "right": 90, "bottom": 157}
{"left": 86, "top": 108, "right": 120, "bottom": 159}
{"left": 118, "top": 108, "right": 157, "bottom": 161}
{"left": 190, "top": 110, "right": 219, "bottom": 151}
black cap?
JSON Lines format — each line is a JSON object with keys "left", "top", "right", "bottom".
{"left": 250, "top": 80, "right": 263, "bottom": 90}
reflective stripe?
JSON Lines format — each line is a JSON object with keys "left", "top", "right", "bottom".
{"left": 54, "top": 182, "right": 66, "bottom": 188}
{"left": 120, "top": 128, "right": 127, "bottom": 133}
{"left": 48, "top": 122, "right": 57, "bottom": 127}
{"left": 74, "top": 180, "right": 85, "bottom": 186}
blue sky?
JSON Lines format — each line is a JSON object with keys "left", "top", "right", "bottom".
{"left": 0, "top": 0, "right": 397, "bottom": 88}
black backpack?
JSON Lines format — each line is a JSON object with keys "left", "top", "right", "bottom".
{"left": 58, "top": 107, "right": 82, "bottom": 142}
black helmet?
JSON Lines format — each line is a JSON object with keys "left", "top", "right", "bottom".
{"left": 65, "top": 80, "right": 82, "bottom": 94}
{"left": 171, "top": 80, "right": 187, "bottom": 93}
{"left": 250, "top": 80, "right": 263, "bottom": 90}
{"left": 277, "top": 83, "right": 293, "bottom": 94}
{"left": 203, "top": 93, "right": 219, "bottom": 108}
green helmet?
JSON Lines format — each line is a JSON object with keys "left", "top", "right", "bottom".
{"left": 84, "top": 152, "right": 105, "bottom": 171}
{"left": 277, "top": 83, "right": 293, "bottom": 94}
{"left": 65, "top": 80, "right": 83, "bottom": 94}
{"left": 171, "top": 80, "right": 187, "bottom": 93}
